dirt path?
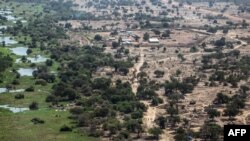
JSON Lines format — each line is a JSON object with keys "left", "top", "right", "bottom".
{"left": 142, "top": 101, "right": 156, "bottom": 129}
{"left": 228, "top": 34, "right": 247, "bottom": 50}
{"left": 129, "top": 48, "right": 159, "bottom": 137}
{"left": 131, "top": 48, "right": 144, "bottom": 94}
{"left": 130, "top": 48, "right": 157, "bottom": 130}
{"left": 160, "top": 130, "right": 174, "bottom": 141}
{"left": 238, "top": 110, "right": 250, "bottom": 125}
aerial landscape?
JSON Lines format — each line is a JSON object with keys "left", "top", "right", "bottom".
{"left": 0, "top": 0, "right": 250, "bottom": 140}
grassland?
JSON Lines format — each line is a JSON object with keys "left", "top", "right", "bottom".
{"left": 0, "top": 41, "right": 96, "bottom": 141}
{"left": 0, "top": 1, "right": 98, "bottom": 140}
{"left": 0, "top": 109, "right": 97, "bottom": 141}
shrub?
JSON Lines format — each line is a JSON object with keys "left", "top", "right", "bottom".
{"left": 102, "top": 43, "right": 107, "bottom": 47}
{"left": 12, "top": 79, "right": 20, "bottom": 85}
{"left": 29, "top": 101, "right": 39, "bottom": 110}
{"left": 31, "top": 118, "right": 45, "bottom": 124}
{"left": 26, "top": 48, "right": 32, "bottom": 55}
{"left": 35, "top": 79, "right": 47, "bottom": 86}
{"left": 46, "top": 95, "right": 56, "bottom": 102}
{"left": 60, "top": 125, "right": 72, "bottom": 132}
{"left": 25, "top": 86, "right": 35, "bottom": 92}
{"left": 94, "top": 34, "right": 102, "bottom": 41}
{"left": 30, "top": 63, "right": 36, "bottom": 67}
{"left": 214, "top": 37, "right": 226, "bottom": 47}
{"left": 14, "top": 94, "right": 24, "bottom": 99}
{"left": 88, "top": 130, "right": 103, "bottom": 137}
{"left": 154, "top": 70, "right": 165, "bottom": 78}
{"left": 16, "top": 73, "right": 21, "bottom": 79}
{"left": 45, "top": 59, "right": 53, "bottom": 66}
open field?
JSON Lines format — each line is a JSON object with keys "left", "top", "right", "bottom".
{"left": 0, "top": 109, "right": 97, "bottom": 141}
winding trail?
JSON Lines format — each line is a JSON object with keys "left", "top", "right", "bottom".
{"left": 130, "top": 48, "right": 174, "bottom": 139}
{"left": 131, "top": 48, "right": 144, "bottom": 94}
{"left": 130, "top": 48, "right": 159, "bottom": 136}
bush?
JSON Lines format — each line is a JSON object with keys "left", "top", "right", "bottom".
{"left": 190, "top": 46, "right": 198, "bottom": 53}
{"left": 26, "top": 48, "right": 32, "bottom": 55}
{"left": 214, "top": 37, "right": 226, "bottom": 47}
{"left": 12, "top": 79, "right": 20, "bottom": 85}
{"left": 25, "top": 86, "right": 35, "bottom": 92}
{"left": 102, "top": 43, "right": 107, "bottom": 47}
{"left": 46, "top": 95, "right": 56, "bottom": 102}
{"left": 60, "top": 125, "right": 72, "bottom": 132}
{"left": 112, "top": 41, "right": 119, "bottom": 48}
{"left": 35, "top": 79, "right": 47, "bottom": 86}
{"left": 88, "top": 130, "right": 103, "bottom": 137}
{"left": 45, "top": 59, "right": 53, "bottom": 66}
{"left": 151, "top": 97, "right": 163, "bottom": 106}
{"left": 154, "top": 70, "right": 165, "bottom": 78}
{"left": 94, "top": 34, "right": 102, "bottom": 41}
{"left": 16, "top": 73, "right": 21, "bottom": 79}
{"left": 14, "top": 94, "right": 24, "bottom": 99}
{"left": 69, "top": 107, "right": 85, "bottom": 115}
{"left": 29, "top": 101, "right": 39, "bottom": 110}
{"left": 131, "top": 111, "right": 143, "bottom": 119}
{"left": 31, "top": 118, "right": 45, "bottom": 124}
{"left": 30, "top": 63, "right": 36, "bottom": 67}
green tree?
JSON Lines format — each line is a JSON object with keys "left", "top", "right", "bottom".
{"left": 200, "top": 123, "right": 222, "bottom": 141}
{"left": 162, "top": 30, "right": 170, "bottom": 38}
{"left": 224, "top": 103, "right": 240, "bottom": 120}
{"left": 174, "top": 127, "right": 189, "bottom": 141}
{"left": 143, "top": 32, "right": 150, "bottom": 41}
{"left": 29, "top": 101, "right": 39, "bottom": 110}
{"left": 153, "top": 29, "right": 161, "bottom": 35}
{"left": 124, "top": 49, "right": 129, "bottom": 55}
{"left": 2, "top": 41, "right": 5, "bottom": 47}
{"left": 112, "top": 41, "right": 119, "bottom": 48}
{"left": 125, "top": 120, "right": 143, "bottom": 137}
{"left": 92, "top": 77, "right": 111, "bottom": 90}
{"left": 214, "top": 93, "right": 229, "bottom": 104}
{"left": 94, "top": 34, "right": 102, "bottom": 41}
{"left": 207, "top": 107, "right": 220, "bottom": 120}
{"left": 0, "top": 53, "right": 13, "bottom": 73}
{"left": 148, "top": 127, "right": 163, "bottom": 140}
{"left": 27, "top": 48, "right": 32, "bottom": 55}
{"left": 242, "top": 20, "right": 249, "bottom": 28}
{"left": 65, "top": 23, "right": 72, "bottom": 29}
{"left": 156, "top": 116, "right": 166, "bottom": 129}
{"left": 154, "top": 70, "right": 165, "bottom": 78}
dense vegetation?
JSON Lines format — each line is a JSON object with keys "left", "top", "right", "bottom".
{"left": 1, "top": 0, "right": 146, "bottom": 139}
{"left": 0, "top": 53, "right": 13, "bottom": 82}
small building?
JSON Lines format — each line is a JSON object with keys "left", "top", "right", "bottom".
{"left": 121, "top": 38, "right": 133, "bottom": 45}
{"left": 149, "top": 38, "right": 159, "bottom": 43}
{"left": 108, "top": 37, "right": 116, "bottom": 41}
{"left": 122, "top": 38, "right": 133, "bottom": 42}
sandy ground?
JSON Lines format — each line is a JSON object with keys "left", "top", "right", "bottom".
{"left": 131, "top": 47, "right": 144, "bottom": 94}
{"left": 66, "top": 0, "right": 250, "bottom": 140}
